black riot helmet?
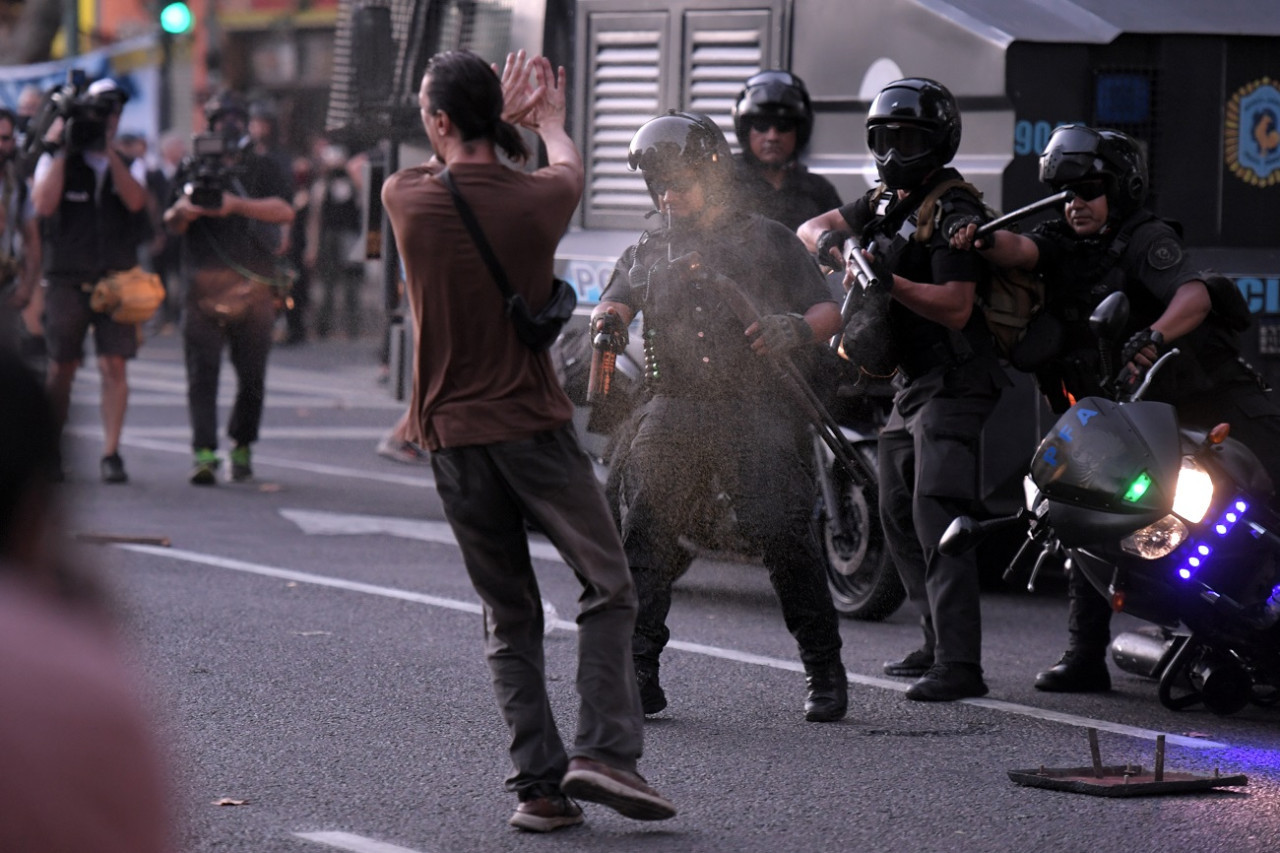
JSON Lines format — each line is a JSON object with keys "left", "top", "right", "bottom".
{"left": 628, "top": 110, "right": 733, "bottom": 204}
{"left": 1038, "top": 124, "right": 1149, "bottom": 216}
{"left": 203, "top": 90, "right": 251, "bottom": 150}
{"left": 732, "top": 70, "right": 814, "bottom": 154}
{"left": 865, "top": 78, "right": 961, "bottom": 190}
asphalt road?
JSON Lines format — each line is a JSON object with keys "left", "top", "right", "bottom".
{"left": 52, "top": 331, "right": 1280, "bottom": 853}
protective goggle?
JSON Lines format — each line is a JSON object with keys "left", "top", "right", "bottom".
{"left": 1063, "top": 178, "right": 1108, "bottom": 201}
{"left": 746, "top": 116, "right": 798, "bottom": 134}
{"left": 867, "top": 123, "right": 933, "bottom": 159}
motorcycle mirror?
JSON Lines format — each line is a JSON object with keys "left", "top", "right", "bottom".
{"left": 938, "top": 516, "right": 983, "bottom": 557}
{"left": 1088, "top": 291, "right": 1130, "bottom": 342}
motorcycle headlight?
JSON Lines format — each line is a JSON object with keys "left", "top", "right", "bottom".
{"left": 1120, "top": 514, "right": 1189, "bottom": 559}
{"left": 1172, "top": 456, "right": 1214, "bottom": 523}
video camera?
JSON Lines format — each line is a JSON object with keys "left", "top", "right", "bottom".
{"left": 23, "top": 70, "right": 119, "bottom": 159}
{"left": 182, "top": 131, "right": 244, "bottom": 209}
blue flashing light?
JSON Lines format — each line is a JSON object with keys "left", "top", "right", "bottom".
{"left": 1178, "top": 568, "right": 1192, "bottom": 580}
{"left": 1216, "top": 524, "right": 1229, "bottom": 535}
{"left": 1198, "top": 545, "right": 1210, "bottom": 556}
{"left": 1236, "top": 500, "right": 1248, "bottom": 512}
{"left": 1188, "top": 557, "right": 1201, "bottom": 567}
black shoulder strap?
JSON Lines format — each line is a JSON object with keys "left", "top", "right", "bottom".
{"left": 439, "top": 168, "right": 514, "bottom": 303}
{"left": 1099, "top": 209, "right": 1157, "bottom": 279}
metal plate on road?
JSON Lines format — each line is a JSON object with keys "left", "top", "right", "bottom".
{"left": 1008, "top": 766, "right": 1249, "bottom": 797}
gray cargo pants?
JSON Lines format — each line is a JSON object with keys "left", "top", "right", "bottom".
{"left": 430, "top": 424, "right": 644, "bottom": 796}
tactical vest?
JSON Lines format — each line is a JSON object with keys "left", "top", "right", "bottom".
{"left": 41, "top": 154, "right": 141, "bottom": 280}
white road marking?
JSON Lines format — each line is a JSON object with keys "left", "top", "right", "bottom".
{"left": 71, "top": 359, "right": 404, "bottom": 410}
{"left": 117, "top": 541, "right": 1228, "bottom": 750}
{"left": 79, "top": 426, "right": 392, "bottom": 440}
{"left": 122, "top": 544, "right": 483, "bottom": 617}
{"left": 64, "top": 433, "right": 435, "bottom": 488}
{"left": 294, "top": 830, "right": 430, "bottom": 853}
{"left": 281, "top": 508, "right": 559, "bottom": 562}
{"left": 71, "top": 392, "right": 404, "bottom": 410}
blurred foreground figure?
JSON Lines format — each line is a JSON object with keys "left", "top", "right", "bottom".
{"left": 0, "top": 350, "right": 174, "bottom": 853}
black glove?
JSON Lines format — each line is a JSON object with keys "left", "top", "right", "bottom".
{"left": 1114, "top": 327, "right": 1166, "bottom": 396}
{"left": 942, "top": 213, "right": 983, "bottom": 243}
{"left": 1119, "top": 327, "right": 1166, "bottom": 370}
{"left": 752, "top": 312, "right": 811, "bottom": 353}
{"left": 591, "top": 311, "right": 628, "bottom": 352}
{"left": 816, "top": 229, "right": 852, "bottom": 271}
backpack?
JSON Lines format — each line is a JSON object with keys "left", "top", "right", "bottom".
{"left": 910, "top": 179, "right": 1046, "bottom": 362}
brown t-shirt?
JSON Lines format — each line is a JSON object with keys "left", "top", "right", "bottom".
{"left": 382, "top": 160, "right": 579, "bottom": 450}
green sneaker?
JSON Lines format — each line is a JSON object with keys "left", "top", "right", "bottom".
{"left": 191, "top": 448, "right": 219, "bottom": 486}
{"left": 229, "top": 445, "right": 253, "bottom": 482}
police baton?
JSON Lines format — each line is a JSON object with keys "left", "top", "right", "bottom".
{"left": 673, "top": 251, "right": 876, "bottom": 490}
{"left": 974, "top": 189, "right": 1075, "bottom": 240}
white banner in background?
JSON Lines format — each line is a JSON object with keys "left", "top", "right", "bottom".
{"left": 0, "top": 35, "right": 161, "bottom": 146}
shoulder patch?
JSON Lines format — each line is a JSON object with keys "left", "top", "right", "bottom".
{"left": 1148, "top": 236, "right": 1183, "bottom": 271}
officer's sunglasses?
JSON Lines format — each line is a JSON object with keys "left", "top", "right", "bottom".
{"left": 1064, "top": 179, "right": 1108, "bottom": 201}
{"left": 867, "top": 124, "right": 932, "bottom": 158}
{"left": 747, "top": 116, "right": 798, "bottom": 134}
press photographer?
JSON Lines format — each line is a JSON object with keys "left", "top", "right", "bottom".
{"left": 162, "top": 90, "right": 294, "bottom": 486}
{"left": 31, "top": 76, "right": 150, "bottom": 484}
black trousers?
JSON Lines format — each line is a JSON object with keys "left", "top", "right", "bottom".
{"left": 182, "top": 293, "right": 275, "bottom": 451}
{"left": 618, "top": 395, "right": 842, "bottom": 671}
{"left": 878, "top": 362, "right": 1004, "bottom": 667}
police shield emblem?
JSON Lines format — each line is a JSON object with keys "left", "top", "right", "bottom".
{"left": 1225, "top": 77, "right": 1280, "bottom": 188}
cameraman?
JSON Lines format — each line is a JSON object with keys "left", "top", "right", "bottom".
{"left": 31, "top": 78, "right": 148, "bottom": 483}
{"left": 0, "top": 107, "right": 42, "bottom": 357}
{"left": 162, "top": 91, "right": 293, "bottom": 486}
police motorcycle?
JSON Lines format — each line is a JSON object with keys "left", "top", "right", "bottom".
{"left": 552, "top": 220, "right": 901, "bottom": 622}
{"left": 941, "top": 291, "right": 1280, "bottom": 715}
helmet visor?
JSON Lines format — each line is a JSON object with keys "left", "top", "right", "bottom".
{"left": 1045, "top": 124, "right": 1103, "bottom": 156}
{"left": 868, "top": 123, "right": 933, "bottom": 160}
{"left": 1039, "top": 125, "right": 1104, "bottom": 186}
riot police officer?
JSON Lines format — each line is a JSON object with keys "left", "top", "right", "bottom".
{"left": 732, "top": 70, "right": 841, "bottom": 230}
{"left": 950, "top": 124, "right": 1280, "bottom": 692}
{"left": 593, "top": 111, "right": 849, "bottom": 722}
{"left": 799, "top": 78, "right": 1008, "bottom": 702}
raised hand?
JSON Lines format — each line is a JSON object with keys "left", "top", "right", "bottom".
{"left": 520, "top": 56, "right": 568, "bottom": 134}
{"left": 494, "top": 50, "right": 543, "bottom": 126}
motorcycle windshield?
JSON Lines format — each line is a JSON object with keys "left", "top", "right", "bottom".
{"left": 1030, "top": 397, "right": 1181, "bottom": 514}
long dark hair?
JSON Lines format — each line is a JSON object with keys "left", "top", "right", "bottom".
{"left": 425, "top": 50, "right": 528, "bottom": 163}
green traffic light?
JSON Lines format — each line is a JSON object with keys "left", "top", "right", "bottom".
{"left": 159, "top": 1, "right": 193, "bottom": 35}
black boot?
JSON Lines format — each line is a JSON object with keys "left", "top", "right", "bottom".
{"left": 804, "top": 661, "right": 848, "bottom": 722}
{"left": 1034, "top": 650, "right": 1111, "bottom": 693}
{"left": 905, "top": 663, "right": 989, "bottom": 702}
{"left": 635, "top": 662, "right": 667, "bottom": 715}
{"left": 883, "top": 648, "right": 934, "bottom": 677}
